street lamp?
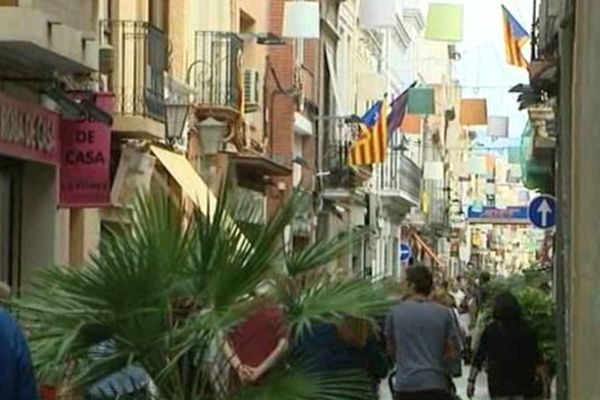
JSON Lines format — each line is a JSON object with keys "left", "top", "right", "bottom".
{"left": 164, "top": 101, "right": 189, "bottom": 146}
{"left": 196, "top": 117, "right": 226, "bottom": 156}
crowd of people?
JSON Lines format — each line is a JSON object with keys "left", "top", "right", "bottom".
{"left": 0, "top": 267, "right": 549, "bottom": 400}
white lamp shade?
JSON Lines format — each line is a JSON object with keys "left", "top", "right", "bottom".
{"left": 197, "top": 118, "right": 226, "bottom": 155}
{"left": 359, "top": 0, "right": 397, "bottom": 29}
{"left": 423, "top": 161, "right": 444, "bottom": 180}
{"left": 282, "top": 1, "right": 320, "bottom": 39}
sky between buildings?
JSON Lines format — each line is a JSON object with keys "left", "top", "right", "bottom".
{"left": 453, "top": 0, "right": 534, "bottom": 141}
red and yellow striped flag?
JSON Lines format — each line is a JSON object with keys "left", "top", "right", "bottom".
{"left": 502, "top": 5, "right": 529, "bottom": 68}
{"left": 348, "top": 100, "right": 388, "bottom": 166}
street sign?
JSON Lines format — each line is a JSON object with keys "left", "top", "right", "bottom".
{"left": 528, "top": 195, "right": 557, "bottom": 229}
{"left": 400, "top": 242, "right": 412, "bottom": 263}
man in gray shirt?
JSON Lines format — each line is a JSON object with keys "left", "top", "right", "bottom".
{"left": 385, "top": 266, "right": 460, "bottom": 400}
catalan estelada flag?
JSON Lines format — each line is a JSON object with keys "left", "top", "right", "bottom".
{"left": 502, "top": 5, "right": 529, "bottom": 68}
{"left": 348, "top": 99, "right": 388, "bottom": 166}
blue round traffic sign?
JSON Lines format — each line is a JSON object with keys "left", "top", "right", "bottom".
{"left": 528, "top": 195, "right": 557, "bottom": 229}
{"left": 400, "top": 242, "right": 412, "bottom": 263}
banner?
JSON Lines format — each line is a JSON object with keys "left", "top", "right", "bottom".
{"left": 425, "top": 3, "right": 464, "bottom": 42}
{"left": 359, "top": 0, "right": 396, "bottom": 29}
{"left": 467, "top": 206, "right": 530, "bottom": 224}
{"left": 487, "top": 116, "right": 509, "bottom": 137}
{"left": 460, "top": 99, "right": 488, "bottom": 126}
{"left": 59, "top": 93, "right": 113, "bottom": 207}
{"left": 282, "top": 1, "right": 320, "bottom": 38}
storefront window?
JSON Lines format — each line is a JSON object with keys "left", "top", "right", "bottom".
{"left": 0, "top": 158, "right": 22, "bottom": 291}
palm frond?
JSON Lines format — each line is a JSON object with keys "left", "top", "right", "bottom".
{"left": 230, "top": 357, "right": 374, "bottom": 400}
{"left": 276, "top": 273, "right": 393, "bottom": 334}
{"left": 285, "top": 228, "right": 368, "bottom": 276}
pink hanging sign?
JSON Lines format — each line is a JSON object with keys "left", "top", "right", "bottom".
{"left": 59, "top": 92, "right": 113, "bottom": 207}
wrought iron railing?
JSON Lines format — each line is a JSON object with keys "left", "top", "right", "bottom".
{"left": 424, "top": 180, "right": 446, "bottom": 226}
{"left": 100, "top": 20, "right": 168, "bottom": 122}
{"left": 192, "top": 31, "right": 243, "bottom": 109}
{"left": 322, "top": 141, "right": 367, "bottom": 189}
{"left": 376, "top": 151, "right": 421, "bottom": 203}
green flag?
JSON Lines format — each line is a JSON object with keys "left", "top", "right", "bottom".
{"left": 425, "top": 3, "right": 464, "bottom": 42}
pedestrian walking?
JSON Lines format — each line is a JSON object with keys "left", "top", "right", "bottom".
{"left": 0, "top": 307, "right": 40, "bottom": 400}
{"left": 466, "top": 292, "right": 545, "bottom": 400}
{"left": 293, "top": 317, "right": 389, "bottom": 399}
{"left": 431, "top": 285, "right": 465, "bottom": 399}
{"left": 385, "top": 265, "right": 461, "bottom": 400}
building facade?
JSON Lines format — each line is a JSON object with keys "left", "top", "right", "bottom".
{"left": 0, "top": 0, "right": 102, "bottom": 290}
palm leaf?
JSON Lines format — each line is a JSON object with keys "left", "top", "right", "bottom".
{"left": 285, "top": 229, "right": 368, "bottom": 276}
{"left": 276, "top": 272, "right": 393, "bottom": 334}
{"left": 15, "top": 183, "right": 390, "bottom": 400}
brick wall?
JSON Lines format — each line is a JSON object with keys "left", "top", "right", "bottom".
{"left": 266, "top": 0, "right": 319, "bottom": 215}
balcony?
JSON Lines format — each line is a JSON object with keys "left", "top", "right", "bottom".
{"left": 100, "top": 20, "right": 168, "bottom": 139}
{"left": 192, "top": 31, "right": 243, "bottom": 119}
{"left": 424, "top": 180, "right": 446, "bottom": 228}
{"left": 0, "top": 6, "right": 97, "bottom": 79}
{"left": 322, "top": 141, "right": 370, "bottom": 200}
{"left": 377, "top": 152, "right": 421, "bottom": 216}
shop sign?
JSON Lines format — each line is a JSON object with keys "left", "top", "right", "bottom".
{"left": 467, "top": 206, "right": 529, "bottom": 224}
{"left": 59, "top": 93, "right": 113, "bottom": 207}
{"left": 0, "top": 92, "right": 59, "bottom": 164}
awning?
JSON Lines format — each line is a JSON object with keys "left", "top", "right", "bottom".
{"left": 412, "top": 232, "right": 443, "bottom": 266}
{"left": 150, "top": 146, "right": 217, "bottom": 216}
{"left": 230, "top": 153, "right": 291, "bottom": 177}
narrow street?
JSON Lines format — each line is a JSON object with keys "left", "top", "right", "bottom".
{"left": 379, "top": 370, "right": 490, "bottom": 400}
{"left": 2, "top": 0, "right": 599, "bottom": 398}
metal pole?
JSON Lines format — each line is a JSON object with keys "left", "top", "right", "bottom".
{"left": 531, "top": 0, "right": 538, "bottom": 61}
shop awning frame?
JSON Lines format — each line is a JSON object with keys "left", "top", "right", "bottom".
{"left": 150, "top": 146, "right": 217, "bottom": 216}
{"left": 412, "top": 232, "right": 443, "bottom": 267}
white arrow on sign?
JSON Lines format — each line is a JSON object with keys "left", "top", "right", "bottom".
{"left": 537, "top": 199, "right": 553, "bottom": 227}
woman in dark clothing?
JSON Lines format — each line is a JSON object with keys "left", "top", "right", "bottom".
{"left": 466, "top": 292, "right": 543, "bottom": 400}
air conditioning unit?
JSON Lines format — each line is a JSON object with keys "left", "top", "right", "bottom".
{"left": 243, "top": 68, "right": 260, "bottom": 113}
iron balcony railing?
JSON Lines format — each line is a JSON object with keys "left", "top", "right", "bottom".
{"left": 100, "top": 20, "right": 168, "bottom": 122}
{"left": 424, "top": 180, "right": 446, "bottom": 226}
{"left": 376, "top": 151, "right": 421, "bottom": 203}
{"left": 192, "top": 31, "right": 243, "bottom": 109}
{"left": 322, "top": 140, "right": 368, "bottom": 189}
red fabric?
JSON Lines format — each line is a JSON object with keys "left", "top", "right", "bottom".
{"left": 229, "top": 307, "right": 287, "bottom": 368}
{"left": 40, "top": 386, "right": 57, "bottom": 400}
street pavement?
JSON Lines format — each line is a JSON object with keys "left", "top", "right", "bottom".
{"left": 379, "top": 369, "right": 490, "bottom": 400}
